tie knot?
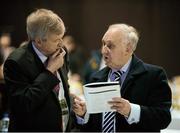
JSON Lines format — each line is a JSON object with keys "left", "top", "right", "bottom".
{"left": 113, "top": 70, "right": 123, "bottom": 81}
{"left": 44, "top": 57, "right": 49, "bottom": 67}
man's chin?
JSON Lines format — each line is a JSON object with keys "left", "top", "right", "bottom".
{"left": 106, "top": 63, "right": 116, "bottom": 69}
{"left": 48, "top": 51, "right": 55, "bottom": 56}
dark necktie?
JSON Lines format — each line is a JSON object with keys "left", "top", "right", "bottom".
{"left": 54, "top": 71, "right": 60, "bottom": 93}
{"left": 114, "top": 70, "right": 123, "bottom": 84}
{"left": 44, "top": 57, "right": 49, "bottom": 67}
{"left": 102, "top": 70, "right": 122, "bottom": 133}
{"left": 44, "top": 58, "right": 60, "bottom": 94}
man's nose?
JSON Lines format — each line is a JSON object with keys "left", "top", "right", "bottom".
{"left": 102, "top": 45, "right": 109, "bottom": 54}
{"left": 58, "top": 43, "right": 61, "bottom": 48}
{"left": 58, "top": 39, "right": 63, "bottom": 47}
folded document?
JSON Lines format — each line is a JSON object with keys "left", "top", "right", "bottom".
{"left": 83, "top": 82, "right": 121, "bottom": 114}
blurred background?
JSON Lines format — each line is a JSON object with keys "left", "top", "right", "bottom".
{"left": 0, "top": 0, "right": 180, "bottom": 132}
{"left": 0, "top": 0, "right": 180, "bottom": 78}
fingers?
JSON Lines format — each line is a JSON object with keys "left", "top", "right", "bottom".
{"left": 71, "top": 93, "right": 85, "bottom": 107}
{"left": 51, "top": 47, "right": 66, "bottom": 58}
{"left": 72, "top": 94, "right": 86, "bottom": 117}
{"left": 112, "top": 97, "right": 122, "bottom": 101}
{"left": 75, "top": 96, "right": 83, "bottom": 101}
{"left": 73, "top": 100, "right": 83, "bottom": 109}
{"left": 109, "top": 98, "right": 131, "bottom": 117}
{"left": 109, "top": 101, "right": 123, "bottom": 109}
{"left": 108, "top": 97, "right": 122, "bottom": 105}
{"left": 60, "top": 47, "right": 66, "bottom": 57}
{"left": 71, "top": 93, "right": 83, "bottom": 101}
{"left": 70, "top": 93, "right": 76, "bottom": 99}
{"left": 52, "top": 49, "right": 61, "bottom": 58}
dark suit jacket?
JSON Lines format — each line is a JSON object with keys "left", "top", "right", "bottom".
{"left": 3, "top": 41, "right": 72, "bottom": 132}
{"left": 78, "top": 55, "right": 172, "bottom": 132}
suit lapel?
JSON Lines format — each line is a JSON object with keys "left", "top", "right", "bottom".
{"left": 11, "top": 41, "right": 47, "bottom": 82}
{"left": 26, "top": 41, "right": 45, "bottom": 73}
{"left": 121, "top": 55, "right": 147, "bottom": 96}
{"left": 91, "top": 55, "right": 147, "bottom": 98}
{"left": 91, "top": 67, "right": 110, "bottom": 82}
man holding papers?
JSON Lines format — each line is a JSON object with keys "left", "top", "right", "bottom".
{"left": 83, "top": 82, "right": 121, "bottom": 114}
{"left": 72, "top": 23, "right": 171, "bottom": 132}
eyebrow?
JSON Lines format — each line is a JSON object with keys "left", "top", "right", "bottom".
{"left": 102, "top": 39, "right": 112, "bottom": 43}
{"left": 54, "top": 38, "right": 62, "bottom": 41}
{"left": 103, "top": 40, "right": 113, "bottom": 45}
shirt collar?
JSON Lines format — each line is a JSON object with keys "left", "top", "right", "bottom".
{"left": 32, "top": 42, "right": 48, "bottom": 63}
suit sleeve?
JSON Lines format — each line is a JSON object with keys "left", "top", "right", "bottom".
{"left": 3, "top": 59, "right": 59, "bottom": 113}
{"left": 138, "top": 68, "right": 172, "bottom": 130}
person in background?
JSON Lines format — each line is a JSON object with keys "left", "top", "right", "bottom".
{"left": 0, "top": 33, "right": 15, "bottom": 61}
{"left": 3, "top": 8, "right": 73, "bottom": 132}
{"left": 72, "top": 23, "right": 172, "bottom": 132}
{"left": 0, "top": 33, "right": 15, "bottom": 80}
{"left": 0, "top": 46, "right": 8, "bottom": 120}
{"left": 63, "top": 35, "right": 85, "bottom": 98}
{"left": 0, "top": 33, "right": 15, "bottom": 127}
{"left": 0, "top": 46, "right": 4, "bottom": 80}
{"left": 83, "top": 49, "right": 106, "bottom": 84}
{"left": 63, "top": 35, "right": 85, "bottom": 80}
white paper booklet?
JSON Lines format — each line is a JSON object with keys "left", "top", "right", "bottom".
{"left": 83, "top": 82, "right": 121, "bottom": 114}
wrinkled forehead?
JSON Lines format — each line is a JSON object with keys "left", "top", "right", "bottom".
{"left": 46, "top": 32, "right": 64, "bottom": 40}
{"left": 102, "top": 28, "right": 125, "bottom": 43}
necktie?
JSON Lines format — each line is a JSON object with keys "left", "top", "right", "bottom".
{"left": 44, "top": 59, "right": 68, "bottom": 131}
{"left": 113, "top": 70, "right": 123, "bottom": 84}
{"left": 44, "top": 58, "right": 60, "bottom": 94}
{"left": 102, "top": 70, "right": 122, "bottom": 133}
{"left": 54, "top": 71, "right": 60, "bottom": 93}
{"left": 44, "top": 57, "right": 49, "bottom": 67}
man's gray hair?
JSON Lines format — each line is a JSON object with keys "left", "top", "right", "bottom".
{"left": 109, "top": 23, "right": 139, "bottom": 51}
{"left": 26, "top": 8, "right": 65, "bottom": 41}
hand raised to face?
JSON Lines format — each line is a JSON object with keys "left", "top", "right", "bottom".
{"left": 46, "top": 47, "right": 66, "bottom": 73}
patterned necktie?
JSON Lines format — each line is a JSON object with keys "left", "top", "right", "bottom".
{"left": 102, "top": 70, "right": 122, "bottom": 133}
{"left": 54, "top": 71, "right": 60, "bottom": 93}
{"left": 113, "top": 70, "right": 123, "bottom": 84}
{"left": 44, "top": 58, "right": 60, "bottom": 94}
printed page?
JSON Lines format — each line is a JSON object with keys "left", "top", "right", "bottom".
{"left": 83, "top": 82, "right": 121, "bottom": 114}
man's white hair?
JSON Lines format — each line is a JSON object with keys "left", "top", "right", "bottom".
{"left": 109, "top": 23, "right": 139, "bottom": 51}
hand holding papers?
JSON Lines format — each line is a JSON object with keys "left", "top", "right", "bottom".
{"left": 83, "top": 82, "right": 121, "bottom": 114}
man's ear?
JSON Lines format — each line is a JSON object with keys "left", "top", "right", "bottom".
{"left": 34, "top": 37, "right": 42, "bottom": 47}
{"left": 125, "top": 44, "right": 130, "bottom": 53}
{"left": 125, "top": 43, "right": 133, "bottom": 55}
{"left": 128, "top": 43, "right": 134, "bottom": 51}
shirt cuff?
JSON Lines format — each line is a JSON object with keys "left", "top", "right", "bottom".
{"left": 76, "top": 112, "right": 90, "bottom": 125}
{"left": 126, "top": 103, "right": 140, "bottom": 124}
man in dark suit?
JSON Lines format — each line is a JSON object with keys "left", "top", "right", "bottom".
{"left": 3, "top": 9, "right": 72, "bottom": 132}
{"left": 72, "top": 23, "right": 172, "bottom": 132}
